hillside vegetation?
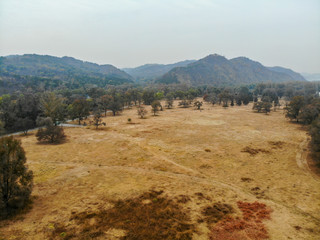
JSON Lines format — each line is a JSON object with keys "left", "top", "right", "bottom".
{"left": 156, "top": 54, "right": 306, "bottom": 86}
{"left": 0, "top": 54, "right": 133, "bottom": 94}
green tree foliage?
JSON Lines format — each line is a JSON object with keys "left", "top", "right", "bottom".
{"left": 285, "top": 96, "right": 305, "bottom": 122}
{"left": 40, "top": 92, "right": 66, "bottom": 125}
{"left": 69, "top": 99, "right": 90, "bottom": 125}
{"left": 142, "top": 90, "right": 156, "bottom": 105}
{"left": 194, "top": 101, "right": 203, "bottom": 110}
{"left": 0, "top": 95, "right": 17, "bottom": 131}
{"left": 298, "top": 105, "right": 319, "bottom": 124}
{"left": 36, "top": 117, "right": 66, "bottom": 143}
{"left": 0, "top": 137, "right": 33, "bottom": 217}
{"left": 89, "top": 111, "right": 106, "bottom": 129}
{"left": 252, "top": 101, "right": 272, "bottom": 114}
{"left": 98, "top": 95, "right": 112, "bottom": 116}
{"left": 310, "top": 117, "right": 320, "bottom": 162}
{"left": 151, "top": 100, "right": 161, "bottom": 116}
{"left": 107, "top": 95, "right": 123, "bottom": 116}
{"left": 165, "top": 93, "right": 174, "bottom": 109}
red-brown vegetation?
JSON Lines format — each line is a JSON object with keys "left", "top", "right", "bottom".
{"left": 209, "top": 201, "right": 272, "bottom": 240}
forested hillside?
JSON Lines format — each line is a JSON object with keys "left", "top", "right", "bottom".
{"left": 0, "top": 54, "right": 134, "bottom": 94}
{"left": 156, "top": 54, "right": 306, "bottom": 86}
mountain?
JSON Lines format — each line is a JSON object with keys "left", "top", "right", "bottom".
{"left": 156, "top": 54, "right": 306, "bottom": 86}
{"left": 267, "top": 66, "right": 305, "bottom": 81}
{"left": 122, "top": 60, "right": 196, "bottom": 82}
{"left": 301, "top": 73, "right": 320, "bottom": 82}
{"left": 0, "top": 54, "right": 134, "bottom": 93}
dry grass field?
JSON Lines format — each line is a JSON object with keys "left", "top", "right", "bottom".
{"left": 1, "top": 101, "right": 320, "bottom": 240}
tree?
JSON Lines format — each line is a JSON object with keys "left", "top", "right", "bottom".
{"left": 0, "top": 95, "right": 16, "bottom": 131}
{"left": 13, "top": 118, "right": 34, "bottom": 135}
{"left": 151, "top": 100, "right": 161, "bottom": 116}
{"left": 194, "top": 101, "right": 203, "bottom": 110}
{"left": 142, "top": 90, "right": 156, "bottom": 105}
{"left": 310, "top": 117, "right": 320, "bottom": 161}
{"left": 40, "top": 92, "right": 66, "bottom": 125}
{"left": 298, "top": 105, "right": 319, "bottom": 124}
{"left": 108, "top": 96, "right": 123, "bottom": 116}
{"left": 69, "top": 99, "right": 90, "bottom": 125}
{"left": 252, "top": 101, "right": 272, "bottom": 114}
{"left": 98, "top": 95, "right": 112, "bottom": 116}
{"left": 165, "top": 97, "right": 174, "bottom": 109}
{"left": 178, "top": 99, "right": 191, "bottom": 108}
{"left": 137, "top": 106, "right": 147, "bottom": 119}
{"left": 0, "top": 137, "right": 33, "bottom": 217}
{"left": 285, "top": 96, "right": 305, "bottom": 122}
{"left": 89, "top": 111, "right": 106, "bottom": 129}
{"left": 36, "top": 117, "right": 66, "bottom": 143}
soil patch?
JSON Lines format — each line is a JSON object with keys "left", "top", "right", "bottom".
{"left": 48, "top": 190, "right": 196, "bottom": 240}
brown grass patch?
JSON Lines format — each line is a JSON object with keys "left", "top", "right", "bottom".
{"left": 48, "top": 190, "right": 196, "bottom": 240}
{"left": 268, "top": 141, "right": 285, "bottom": 149}
{"left": 241, "top": 147, "right": 270, "bottom": 156}
{"left": 201, "top": 203, "right": 234, "bottom": 224}
{"left": 209, "top": 201, "right": 272, "bottom": 240}
{"left": 241, "top": 177, "right": 253, "bottom": 183}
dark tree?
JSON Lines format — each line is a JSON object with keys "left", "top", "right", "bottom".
{"left": 108, "top": 96, "right": 123, "bottom": 116}
{"left": 36, "top": 117, "right": 66, "bottom": 143}
{"left": 0, "top": 137, "right": 33, "bottom": 217}
{"left": 0, "top": 95, "right": 16, "bottom": 131}
{"left": 142, "top": 90, "right": 156, "bottom": 105}
{"left": 298, "top": 105, "right": 319, "bottom": 125}
{"left": 285, "top": 96, "right": 305, "bottom": 122}
{"left": 13, "top": 118, "right": 34, "bottom": 135}
{"left": 194, "top": 101, "right": 203, "bottom": 110}
{"left": 310, "top": 117, "right": 320, "bottom": 161}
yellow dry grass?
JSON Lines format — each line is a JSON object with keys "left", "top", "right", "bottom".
{"left": 1, "top": 101, "right": 319, "bottom": 240}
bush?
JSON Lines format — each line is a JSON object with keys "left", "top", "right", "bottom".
{"left": 36, "top": 117, "right": 66, "bottom": 143}
{"left": 0, "top": 136, "right": 33, "bottom": 218}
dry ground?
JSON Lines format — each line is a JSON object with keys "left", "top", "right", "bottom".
{"left": 1, "top": 101, "right": 320, "bottom": 239}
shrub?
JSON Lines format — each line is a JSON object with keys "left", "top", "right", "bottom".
{"left": 137, "top": 106, "right": 147, "bottom": 119}
{"left": 36, "top": 117, "right": 66, "bottom": 143}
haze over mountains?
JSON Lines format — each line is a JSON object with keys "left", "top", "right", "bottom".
{"left": 0, "top": 53, "right": 307, "bottom": 93}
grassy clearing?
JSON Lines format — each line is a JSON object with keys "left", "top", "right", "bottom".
{"left": 1, "top": 101, "right": 319, "bottom": 239}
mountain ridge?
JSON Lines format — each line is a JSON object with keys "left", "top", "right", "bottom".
{"left": 155, "top": 54, "right": 306, "bottom": 86}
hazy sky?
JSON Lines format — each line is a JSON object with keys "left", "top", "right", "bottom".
{"left": 0, "top": 0, "right": 319, "bottom": 73}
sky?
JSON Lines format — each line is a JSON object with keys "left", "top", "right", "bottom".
{"left": 0, "top": 0, "right": 319, "bottom": 73}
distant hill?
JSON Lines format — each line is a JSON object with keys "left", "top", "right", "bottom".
{"left": 0, "top": 54, "right": 134, "bottom": 93}
{"left": 122, "top": 60, "right": 195, "bottom": 82}
{"left": 156, "top": 54, "right": 306, "bottom": 86}
{"left": 267, "top": 66, "right": 305, "bottom": 81}
{"left": 301, "top": 73, "right": 320, "bottom": 82}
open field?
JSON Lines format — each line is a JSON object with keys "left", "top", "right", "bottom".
{"left": 1, "top": 101, "right": 320, "bottom": 239}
